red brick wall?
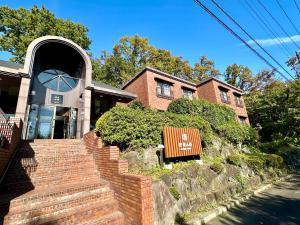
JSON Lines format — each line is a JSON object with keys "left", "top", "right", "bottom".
{"left": 0, "top": 118, "right": 22, "bottom": 175}
{"left": 124, "top": 72, "right": 150, "bottom": 107}
{"left": 84, "top": 131, "right": 154, "bottom": 225}
{"left": 146, "top": 70, "right": 197, "bottom": 111}
{"left": 198, "top": 80, "right": 249, "bottom": 124}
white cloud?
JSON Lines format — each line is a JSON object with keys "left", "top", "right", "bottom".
{"left": 246, "top": 35, "right": 300, "bottom": 46}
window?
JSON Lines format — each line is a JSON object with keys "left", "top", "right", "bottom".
{"left": 38, "top": 69, "right": 78, "bottom": 92}
{"left": 238, "top": 116, "right": 247, "bottom": 124}
{"left": 219, "top": 87, "right": 230, "bottom": 104}
{"left": 182, "top": 88, "right": 194, "bottom": 100}
{"left": 156, "top": 80, "right": 173, "bottom": 98}
{"left": 234, "top": 94, "right": 243, "bottom": 107}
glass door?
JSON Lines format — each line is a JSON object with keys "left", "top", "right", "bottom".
{"left": 37, "top": 106, "right": 55, "bottom": 139}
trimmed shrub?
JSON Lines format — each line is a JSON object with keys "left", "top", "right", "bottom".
{"left": 167, "top": 98, "right": 236, "bottom": 131}
{"left": 95, "top": 105, "right": 214, "bottom": 150}
{"left": 167, "top": 98, "right": 259, "bottom": 144}
{"left": 128, "top": 100, "right": 144, "bottom": 110}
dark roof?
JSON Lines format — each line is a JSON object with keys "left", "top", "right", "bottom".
{"left": 92, "top": 80, "right": 137, "bottom": 99}
{"left": 197, "top": 77, "right": 243, "bottom": 93}
{"left": 122, "top": 66, "right": 196, "bottom": 89}
{"left": 0, "top": 60, "right": 23, "bottom": 70}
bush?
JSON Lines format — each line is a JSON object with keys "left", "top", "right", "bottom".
{"left": 210, "top": 161, "right": 223, "bottom": 174}
{"left": 167, "top": 98, "right": 236, "bottom": 131}
{"left": 95, "top": 106, "right": 214, "bottom": 150}
{"left": 169, "top": 186, "right": 181, "bottom": 200}
{"left": 128, "top": 100, "right": 144, "bottom": 110}
{"left": 226, "top": 154, "right": 242, "bottom": 167}
{"left": 168, "top": 98, "right": 259, "bottom": 144}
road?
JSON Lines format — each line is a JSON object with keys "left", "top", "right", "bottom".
{"left": 207, "top": 172, "right": 300, "bottom": 225}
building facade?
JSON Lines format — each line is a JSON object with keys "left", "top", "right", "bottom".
{"left": 0, "top": 36, "right": 136, "bottom": 140}
{"left": 123, "top": 67, "right": 249, "bottom": 124}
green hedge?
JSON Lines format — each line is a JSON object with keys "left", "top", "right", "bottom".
{"left": 167, "top": 98, "right": 236, "bottom": 130}
{"left": 95, "top": 106, "right": 214, "bottom": 150}
{"left": 167, "top": 98, "right": 259, "bottom": 144}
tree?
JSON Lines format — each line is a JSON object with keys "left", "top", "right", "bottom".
{"left": 286, "top": 52, "right": 300, "bottom": 78}
{"left": 93, "top": 35, "right": 195, "bottom": 87}
{"left": 193, "top": 56, "right": 220, "bottom": 82}
{"left": 245, "top": 79, "right": 300, "bottom": 144}
{"left": 0, "top": 6, "right": 91, "bottom": 63}
{"left": 224, "top": 64, "right": 276, "bottom": 92}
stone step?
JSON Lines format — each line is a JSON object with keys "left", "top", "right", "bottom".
{"left": 4, "top": 187, "right": 114, "bottom": 222}
{"left": 83, "top": 211, "right": 124, "bottom": 225}
{"left": 4, "top": 198, "right": 119, "bottom": 225}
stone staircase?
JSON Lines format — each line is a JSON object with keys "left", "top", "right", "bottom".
{"left": 0, "top": 139, "right": 125, "bottom": 225}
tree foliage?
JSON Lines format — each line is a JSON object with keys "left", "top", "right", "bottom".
{"left": 0, "top": 6, "right": 91, "bottom": 63}
{"left": 245, "top": 79, "right": 300, "bottom": 145}
{"left": 92, "top": 35, "right": 219, "bottom": 87}
{"left": 225, "top": 64, "right": 276, "bottom": 92}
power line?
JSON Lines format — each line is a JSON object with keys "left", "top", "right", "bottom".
{"left": 241, "top": 0, "right": 292, "bottom": 57}
{"left": 275, "top": 0, "right": 300, "bottom": 36}
{"left": 294, "top": 0, "right": 300, "bottom": 14}
{"left": 256, "top": 0, "right": 300, "bottom": 50}
{"left": 210, "top": 0, "right": 294, "bottom": 79}
{"left": 193, "top": 0, "right": 290, "bottom": 81}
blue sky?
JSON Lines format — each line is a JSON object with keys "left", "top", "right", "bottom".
{"left": 1, "top": 0, "right": 299, "bottom": 78}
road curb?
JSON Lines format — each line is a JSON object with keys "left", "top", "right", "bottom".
{"left": 188, "top": 175, "right": 292, "bottom": 225}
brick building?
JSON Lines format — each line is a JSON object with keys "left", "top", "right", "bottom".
{"left": 122, "top": 67, "right": 249, "bottom": 124}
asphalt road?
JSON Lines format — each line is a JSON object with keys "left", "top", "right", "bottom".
{"left": 207, "top": 172, "right": 300, "bottom": 225}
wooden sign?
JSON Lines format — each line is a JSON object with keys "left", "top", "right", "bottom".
{"left": 163, "top": 127, "right": 202, "bottom": 158}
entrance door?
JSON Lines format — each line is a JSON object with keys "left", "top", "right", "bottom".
{"left": 37, "top": 106, "right": 55, "bottom": 139}
{"left": 27, "top": 105, "right": 77, "bottom": 140}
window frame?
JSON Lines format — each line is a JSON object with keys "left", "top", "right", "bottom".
{"left": 234, "top": 93, "right": 243, "bottom": 108}
{"left": 156, "top": 80, "right": 174, "bottom": 99}
{"left": 219, "top": 87, "right": 230, "bottom": 104}
{"left": 182, "top": 87, "right": 194, "bottom": 100}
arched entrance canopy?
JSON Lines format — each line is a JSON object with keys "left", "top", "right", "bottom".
{"left": 21, "top": 36, "right": 92, "bottom": 87}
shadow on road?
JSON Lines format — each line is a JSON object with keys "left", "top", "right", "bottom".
{"left": 208, "top": 172, "right": 300, "bottom": 225}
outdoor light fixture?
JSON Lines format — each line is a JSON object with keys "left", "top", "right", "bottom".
{"left": 31, "top": 91, "right": 36, "bottom": 96}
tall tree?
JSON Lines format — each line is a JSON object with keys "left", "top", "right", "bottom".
{"left": 286, "top": 52, "right": 300, "bottom": 78}
{"left": 224, "top": 64, "right": 276, "bottom": 92}
{"left": 94, "top": 35, "right": 194, "bottom": 87}
{"left": 0, "top": 6, "right": 91, "bottom": 63}
{"left": 193, "top": 56, "right": 220, "bottom": 82}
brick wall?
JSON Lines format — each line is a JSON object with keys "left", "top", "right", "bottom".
{"left": 124, "top": 71, "right": 150, "bottom": 107}
{"left": 84, "top": 131, "right": 154, "bottom": 225}
{"left": 197, "top": 80, "right": 249, "bottom": 124}
{"left": 0, "top": 117, "right": 22, "bottom": 176}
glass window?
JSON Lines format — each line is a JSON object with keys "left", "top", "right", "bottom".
{"left": 219, "top": 88, "right": 229, "bottom": 103}
{"left": 156, "top": 81, "right": 172, "bottom": 97}
{"left": 234, "top": 94, "right": 243, "bottom": 107}
{"left": 239, "top": 116, "right": 247, "bottom": 124}
{"left": 182, "top": 88, "right": 194, "bottom": 100}
{"left": 37, "top": 69, "right": 78, "bottom": 92}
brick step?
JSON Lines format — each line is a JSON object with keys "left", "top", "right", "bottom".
{"left": 2, "top": 171, "right": 101, "bottom": 189}
{"left": 0, "top": 179, "right": 109, "bottom": 209}
{"left": 5, "top": 187, "right": 114, "bottom": 221}
{"left": 4, "top": 198, "right": 119, "bottom": 225}
{"left": 83, "top": 211, "right": 124, "bottom": 225}
{"left": 5, "top": 160, "right": 96, "bottom": 178}
{"left": 0, "top": 174, "right": 102, "bottom": 193}
{"left": 33, "top": 139, "right": 82, "bottom": 144}
{"left": 3, "top": 168, "right": 100, "bottom": 186}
